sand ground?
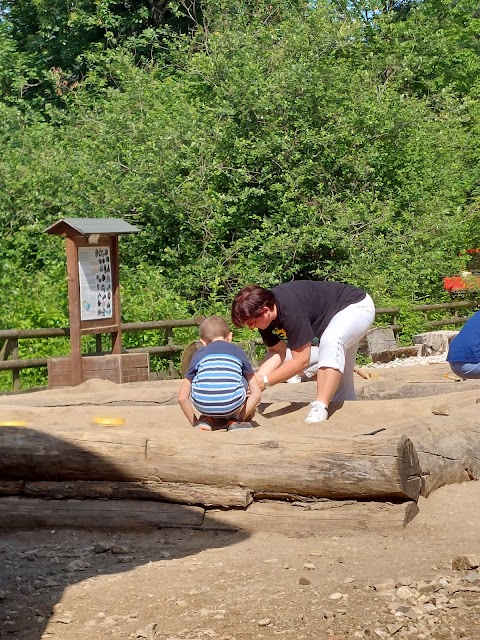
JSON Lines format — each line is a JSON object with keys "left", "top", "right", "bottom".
{"left": 1, "top": 362, "right": 480, "bottom": 640}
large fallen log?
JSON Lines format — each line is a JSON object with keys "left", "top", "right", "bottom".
{"left": 0, "top": 496, "right": 204, "bottom": 530}
{"left": 388, "top": 405, "right": 480, "bottom": 497}
{"left": 0, "top": 426, "right": 421, "bottom": 501}
{"left": 23, "top": 480, "right": 252, "bottom": 508}
{"left": 203, "top": 500, "right": 419, "bottom": 532}
{"left": 0, "top": 496, "right": 419, "bottom": 532}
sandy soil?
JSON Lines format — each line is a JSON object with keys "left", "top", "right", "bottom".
{"left": 1, "top": 363, "right": 480, "bottom": 640}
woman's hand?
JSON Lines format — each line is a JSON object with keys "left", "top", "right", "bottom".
{"left": 255, "top": 372, "right": 266, "bottom": 391}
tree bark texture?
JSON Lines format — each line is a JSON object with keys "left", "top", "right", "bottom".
{"left": 0, "top": 427, "right": 421, "bottom": 501}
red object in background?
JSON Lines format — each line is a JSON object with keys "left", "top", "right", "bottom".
{"left": 443, "top": 249, "right": 480, "bottom": 292}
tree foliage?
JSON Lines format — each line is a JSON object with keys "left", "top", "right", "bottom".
{"left": 0, "top": 0, "right": 479, "bottom": 341}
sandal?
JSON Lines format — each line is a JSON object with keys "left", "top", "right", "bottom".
{"left": 194, "top": 415, "right": 214, "bottom": 431}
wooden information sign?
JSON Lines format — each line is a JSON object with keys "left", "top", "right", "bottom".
{"left": 45, "top": 218, "right": 142, "bottom": 386}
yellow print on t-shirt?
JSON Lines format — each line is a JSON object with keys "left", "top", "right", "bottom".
{"left": 272, "top": 327, "right": 287, "bottom": 341}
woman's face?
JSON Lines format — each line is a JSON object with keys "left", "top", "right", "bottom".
{"left": 245, "top": 305, "right": 276, "bottom": 331}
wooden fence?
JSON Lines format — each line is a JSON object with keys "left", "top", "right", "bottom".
{"left": 1, "top": 299, "right": 479, "bottom": 391}
{"left": 375, "top": 299, "right": 480, "bottom": 344}
{"left": 0, "top": 318, "right": 203, "bottom": 392}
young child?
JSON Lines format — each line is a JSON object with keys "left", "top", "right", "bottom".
{"left": 178, "top": 316, "right": 261, "bottom": 431}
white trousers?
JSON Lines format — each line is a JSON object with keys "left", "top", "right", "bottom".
{"left": 285, "top": 293, "right": 375, "bottom": 401}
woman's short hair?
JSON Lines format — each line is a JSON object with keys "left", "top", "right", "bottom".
{"left": 231, "top": 285, "right": 275, "bottom": 328}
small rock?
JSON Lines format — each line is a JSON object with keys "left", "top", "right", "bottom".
{"left": 53, "top": 613, "right": 73, "bottom": 625}
{"left": 66, "top": 559, "right": 90, "bottom": 572}
{"left": 111, "top": 545, "right": 131, "bottom": 554}
{"left": 303, "top": 562, "right": 315, "bottom": 570}
{"left": 374, "top": 580, "right": 395, "bottom": 593}
{"left": 421, "top": 603, "right": 439, "bottom": 614}
{"left": 134, "top": 622, "right": 157, "bottom": 639}
{"left": 258, "top": 618, "right": 271, "bottom": 627}
{"left": 397, "top": 577, "right": 413, "bottom": 587}
{"left": 329, "top": 592, "right": 345, "bottom": 600}
{"left": 431, "top": 404, "right": 449, "bottom": 416}
{"left": 387, "top": 622, "right": 404, "bottom": 635}
{"left": 299, "top": 577, "right": 311, "bottom": 585}
{"left": 175, "top": 600, "right": 188, "bottom": 608}
{"left": 416, "top": 580, "right": 435, "bottom": 594}
{"left": 463, "top": 572, "right": 480, "bottom": 583}
{"left": 396, "top": 586, "right": 417, "bottom": 601}
{"left": 452, "top": 554, "right": 480, "bottom": 570}
{"left": 115, "top": 555, "right": 134, "bottom": 563}
{"left": 446, "top": 597, "right": 467, "bottom": 608}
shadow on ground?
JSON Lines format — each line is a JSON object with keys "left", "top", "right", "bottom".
{"left": 0, "top": 428, "right": 248, "bottom": 640}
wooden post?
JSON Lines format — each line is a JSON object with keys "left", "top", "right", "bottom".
{"left": 392, "top": 312, "right": 400, "bottom": 345}
{"left": 110, "top": 236, "right": 122, "bottom": 354}
{"left": 65, "top": 236, "right": 83, "bottom": 386}
{"left": 11, "top": 338, "right": 20, "bottom": 391}
{"left": 165, "top": 327, "right": 175, "bottom": 378}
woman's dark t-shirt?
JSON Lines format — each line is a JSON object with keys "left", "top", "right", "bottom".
{"left": 259, "top": 280, "right": 366, "bottom": 350}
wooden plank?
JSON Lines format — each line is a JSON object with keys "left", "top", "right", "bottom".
{"left": 202, "top": 500, "right": 419, "bottom": 532}
{"left": 24, "top": 480, "right": 252, "bottom": 508}
{"left": 48, "top": 353, "right": 149, "bottom": 387}
{"left": 83, "top": 356, "right": 120, "bottom": 371}
{"left": 121, "top": 353, "right": 150, "bottom": 368}
{"left": 0, "top": 497, "right": 205, "bottom": 530}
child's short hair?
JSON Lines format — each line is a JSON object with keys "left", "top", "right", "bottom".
{"left": 199, "top": 316, "right": 231, "bottom": 343}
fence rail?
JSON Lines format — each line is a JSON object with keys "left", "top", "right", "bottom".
{"left": 374, "top": 300, "right": 480, "bottom": 344}
{"left": 1, "top": 300, "right": 480, "bottom": 391}
{"left": 0, "top": 318, "right": 203, "bottom": 391}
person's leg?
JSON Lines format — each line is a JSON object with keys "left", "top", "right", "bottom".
{"left": 331, "top": 342, "right": 358, "bottom": 402}
{"left": 450, "top": 362, "right": 480, "bottom": 379}
{"left": 304, "top": 294, "right": 375, "bottom": 423}
{"left": 285, "top": 345, "right": 319, "bottom": 382}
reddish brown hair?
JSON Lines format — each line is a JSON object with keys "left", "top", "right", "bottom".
{"left": 231, "top": 285, "right": 275, "bottom": 328}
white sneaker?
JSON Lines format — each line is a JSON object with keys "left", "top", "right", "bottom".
{"left": 286, "top": 374, "right": 302, "bottom": 384}
{"left": 303, "top": 401, "right": 328, "bottom": 423}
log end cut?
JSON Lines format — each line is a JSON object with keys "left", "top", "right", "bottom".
{"left": 397, "top": 435, "right": 422, "bottom": 502}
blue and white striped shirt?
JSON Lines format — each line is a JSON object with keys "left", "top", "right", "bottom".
{"left": 186, "top": 341, "right": 254, "bottom": 417}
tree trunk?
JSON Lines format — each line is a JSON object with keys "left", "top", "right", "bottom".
{"left": 0, "top": 427, "right": 421, "bottom": 501}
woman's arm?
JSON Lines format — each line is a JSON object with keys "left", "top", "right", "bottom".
{"left": 256, "top": 340, "right": 287, "bottom": 376}
{"left": 256, "top": 342, "right": 311, "bottom": 390}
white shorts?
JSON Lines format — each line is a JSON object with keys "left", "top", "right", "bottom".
{"left": 285, "top": 293, "right": 375, "bottom": 401}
